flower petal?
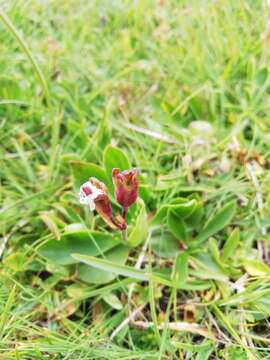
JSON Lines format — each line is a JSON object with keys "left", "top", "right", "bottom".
{"left": 112, "top": 168, "right": 139, "bottom": 209}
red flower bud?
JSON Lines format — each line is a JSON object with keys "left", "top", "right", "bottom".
{"left": 79, "top": 177, "right": 119, "bottom": 229}
{"left": 112, "top": 168, "right": 139, "bottom": 212}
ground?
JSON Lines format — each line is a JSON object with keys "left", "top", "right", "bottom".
{"left": 1, "top": 1, "right": 270, "bottom": 359}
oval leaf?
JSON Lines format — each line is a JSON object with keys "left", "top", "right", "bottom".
{"left": 102, "top": 292, "right": 123, "bottom": 310}
{"left": 196, "top": 201, "right": 236, "bottom": 244}
{"left": 38, "top": 230, "right": 120, "bottom": 265}
{"left": 70, "top": 160, "right": 111, "bottom": 191}
{"left": 151, "top": 198, "right": 197, "bottom": 226}
{"left": 103, "top": 145, "right": 131, "bottom": 178}
{"left": 184, "top": 202, "right": 204, "bottom": 230}
{"left": 221, "top": 228, "right": 240, "bottom": 262}
{"left": 170, "top": 199, "right": 197, "bottom": 218}
{"left": 167, "top": 209, "right": 187, "bottom": 242}
{"left": 243, "top": 259, "right": 270, "bottom": 276}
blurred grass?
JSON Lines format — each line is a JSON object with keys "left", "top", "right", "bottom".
{"left": 1, "top": 0, "right": 270, "bottom": 359}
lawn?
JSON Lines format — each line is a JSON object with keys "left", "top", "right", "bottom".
{"left": 1, "top": 0, "right": 270, "bottom": 359}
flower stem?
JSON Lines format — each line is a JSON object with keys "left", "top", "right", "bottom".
{"left": 122, "top": 207, "right": 128, "bottom": 220}
{"left": 121, "top": 228, "right": 128, "bottom": 242}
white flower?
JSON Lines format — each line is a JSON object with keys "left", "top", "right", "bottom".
{"left": 78, "top": 180, "right": 103, "bottom": 211}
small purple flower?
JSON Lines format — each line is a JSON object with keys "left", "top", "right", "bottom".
{"left": 112, "top": 168, "right": 139, "bottom": 217}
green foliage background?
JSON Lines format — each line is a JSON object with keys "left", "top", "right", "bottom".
{"left": 1, "top": 0, "right": 270, "bottom": 359}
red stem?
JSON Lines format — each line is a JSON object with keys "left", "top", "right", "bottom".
{"left": 122, "top": 207, "right": 128, "bottom": 220}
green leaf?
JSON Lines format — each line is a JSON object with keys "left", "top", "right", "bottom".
{"left": 102, "top": 292, "right": 123, "bottom": 310}
{"left": 250, "top": 292, "right": 270, "bottom": 318}
{"left": 167, "top": 209, "right": 187, "bottom": 242}
{"left": 209, "top": 237, "right": 220, "bottom": 263}
{"left": 4, "top": 252, "right": 27, "bottom": 272}
{"left": 221, "top": 228, "right": 240, "bottom": 262}
{"left": 38, "top": 229, "right": 119, "bottom": 265}
{"left": 73, "top": 252, "right": 148, "bottom": 281}
{"left": 178, "top": 280, "right": 212, "bottom": 291}
{"left": 45, "top": 262, "right": 71, "bottom": 277}
{"left": 77, "top": 244, "right": 129, "bottom": 284}
{"left": 39, "top": 211, "right": 62, "bottom": 240}
{"left": 196, "top": 201, "right": 236, "bottom": 244}
{"left": 151, "top": 198, "right": 197, "bottom": 226}
{"left": 191, "top": 253, "right": 228, "bottom": 281}
{"left": 139, "top": 184, "right": 152, "bottom": 204}
{"left": 74, "top": 252, "right": 211, "bottom": 291}
{"left": 169, "top": 198, "right": 197, "bottom": 218}
{"left": 172, "top": 252, "right": 188, "bottom": 284}
{"left": 70, "top": 160, "right": 111, "bottom": 191}
{"left": 184, "top": 201, "right": 204, "bottom": 230}
{"left": 151, "top": 205, "right": 168, "bottom": 225}
{"left": 103, "top": 145, "right": 131, "bottom": 178}
{"left": 256, "top": 68, "right": 268, "bottom": 86}
{"left": 72, "top": 252, "right": 173, "bottom": 287}
{"left": 151, "top": 231, "right": 180, "bottom": 258}
{"left": 66, "top": 284, "right": 93, "bottom": 299}
{"left": 128, "top": 199, "right": 148, "bottom": 246}
{"left": 243, "top": 259, "right": 270, "bottom": 276}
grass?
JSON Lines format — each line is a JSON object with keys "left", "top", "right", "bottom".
{"left": 1, "top": 0, "right": 270, "bottom": 358}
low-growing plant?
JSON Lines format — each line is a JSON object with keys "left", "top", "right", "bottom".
{"left": 38, "top": 145, "right": 239, "bottom": 312}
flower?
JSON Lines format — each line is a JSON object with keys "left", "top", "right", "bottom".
{"left": 112, "top": 168, "right": 139, "bottom": 215}
{"left": 79, "top": 179, "right": 104, "bottom": 211}
{"left": 79, "top": 177, "right": 119, "bottom": 229}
